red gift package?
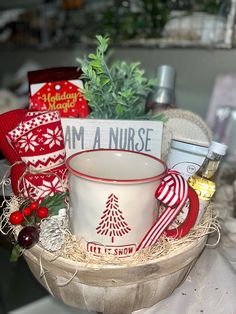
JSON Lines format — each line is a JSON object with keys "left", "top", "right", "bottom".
{"left": 28, "top": 67, "right": 89, "bottom": 118}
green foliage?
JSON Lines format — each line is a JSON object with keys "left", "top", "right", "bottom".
{"left": 10, "top": 244, "right": 23, "bottom": 262}
{"left": 40, "top": 192, "right": 68, "bottom": 217}
{"left": 101, "top": 0, "right": 169, "bottom": 40}
{"left": 77, "top": 35, "right": 164, "bottom": 121}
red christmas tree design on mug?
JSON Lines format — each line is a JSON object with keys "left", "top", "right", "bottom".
{"left": 96, "top": 193, "right": 131, "bottom": 243}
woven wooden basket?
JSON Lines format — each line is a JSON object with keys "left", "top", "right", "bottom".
{"left": 23, "top": 235, "right": 207, "bottom": 314}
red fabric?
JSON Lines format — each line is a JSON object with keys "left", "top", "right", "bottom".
{"left": 0, "top": 109, "right": 28, "bottom": 195}
{"left": 0, "top": 109, "right": 27, "bottom": 163}
{"left": 7, "top": 110, "right": 68, "bottom": 200}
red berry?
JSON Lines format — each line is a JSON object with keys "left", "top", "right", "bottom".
{"left": 9, "top": 211, "right": 24, "bottom": 225}
{"left": 22, "top": 207, "right": 32, "bottom": 217}
{"left": 17, "top": 226, "right": 39, "bottom": 248}
{"left": 37, "top": 207, "right": 49, "bottom": 219}
{"left": 29, "top": 201, "right": 39, "bottom": 211}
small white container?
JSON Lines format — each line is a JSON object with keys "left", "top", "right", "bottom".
{"left": 166, "top": 140, "right": 209, "bottom": 180}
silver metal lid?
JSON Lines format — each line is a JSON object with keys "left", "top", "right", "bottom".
{"left": 157, "top": 65, "right": 176, "bottom": 90}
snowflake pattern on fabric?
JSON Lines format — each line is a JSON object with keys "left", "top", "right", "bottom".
{"left": 44, "top": 127, "right": 64, "bottom": 149}
{"left": 39, "top": 177, "right": 64, "bottom": 198}
{"left": 18, "top": 132, "right": 39, "bottom": 152}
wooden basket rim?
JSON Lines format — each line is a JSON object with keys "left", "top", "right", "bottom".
{"left": 25, "top": 234, "right": 207, "bottom": 271}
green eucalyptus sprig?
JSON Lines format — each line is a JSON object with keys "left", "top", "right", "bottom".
{"left": 77, "top": 35, "right": 166, "bottom": 122}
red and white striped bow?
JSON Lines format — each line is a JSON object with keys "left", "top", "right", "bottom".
{"left": 137, "top": 170, "right": 199, "bottom": 251}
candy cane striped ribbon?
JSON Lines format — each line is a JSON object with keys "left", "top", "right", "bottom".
{"left": 137, "top": 170, "right": 188, "bottom": 251}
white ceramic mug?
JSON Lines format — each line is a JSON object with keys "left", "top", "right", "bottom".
{"left": 66, "top": 149, "right": 167, "bottom": 257}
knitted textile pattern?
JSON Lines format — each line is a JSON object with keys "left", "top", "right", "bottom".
{"left": 7, "top": 110, "right": 68, "bottom": 200}
{"left": 0, "top": 109, "right": 28, "bottom": 195}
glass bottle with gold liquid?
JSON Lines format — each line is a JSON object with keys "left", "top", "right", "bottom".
{"left": 188, "top": 141, "right": 227, "bottom": 224}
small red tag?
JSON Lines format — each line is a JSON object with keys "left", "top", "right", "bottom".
{"left": 28, "top": 67, "right": 89, "bottom": 118}
{"left": 29, "top": 79, "right": 89, "bottom": 118}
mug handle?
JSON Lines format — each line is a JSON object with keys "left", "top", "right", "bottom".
{"left": 164, "top": 186, "right": 199, "bottom": 239}
{"left": 137, "top": 171, "right": 199, "bottom": 251}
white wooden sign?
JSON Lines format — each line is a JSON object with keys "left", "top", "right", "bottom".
{"left": 61, "top": 118, "right": 163, "bottom": 158}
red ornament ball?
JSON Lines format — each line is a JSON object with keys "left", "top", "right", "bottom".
{"left": 37, "top": 207, "right": 49, "bottom": 219}
{"left": 29, "top": 201, "right": 39, "bottom": 211}
{"left": 9, "top": 211, "right": 24, "bottom": 225}
{"left": 22, "top": 207, "right": 32, "bottom": 217}
{"left": 17, "top": 226, "right": 39, "bottom": 249}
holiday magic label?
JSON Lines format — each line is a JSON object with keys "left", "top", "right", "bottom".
{"left": 29, "top": 79, "right": 89, "bottom": 118}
